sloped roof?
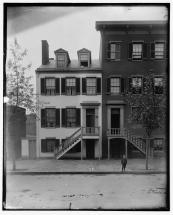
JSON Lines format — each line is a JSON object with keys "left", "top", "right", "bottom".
{"left": 77, "top": 48, "right": 91, "bottom": 53}
{"left": 36, "top": 59, "right": 101, "bottom": 72}
{"left": 54, "top": 48, "right": 68, "bottom": 53}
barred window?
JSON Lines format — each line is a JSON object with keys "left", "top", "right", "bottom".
{"left": 45, "top": 78, "right": 56, "bottom": 95}
{"left": 66, "top": 108, "right": 76, "bottom": 127}
{"left": 46, "top": 109, "right": 56, "bottom": 127}
{"left": 132, "top": 43, "right": 143, "bottom": 60}
{"left": 109, "top": 43, "right": 120, "bottom": 60}
{"left": 86, "top": 78, "right": 96, "bottom": 95}
{"left": 66, "top": 78, "right": 76, "bottom": 95}
{"left": 154, "top": 77, "right": 163, "bottom": 94}
{"left": 57, "top": 54, "right": 66, "bottom": 67}
{"left": 155, "top": 43, "right": 165, "bottom": 59}
{"left": 110, "top": 78, "right": 120, "bottom": 94}
{"left": 132, "top": 77, "right": 142, "bottom": 94}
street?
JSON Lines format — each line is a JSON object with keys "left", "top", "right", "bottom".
{"left": 5, "top": 174, "right": 167, "bottom": 210}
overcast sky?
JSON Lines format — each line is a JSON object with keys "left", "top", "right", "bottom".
{"left": 6, "top": 6, "right": 168, "bottom": 89}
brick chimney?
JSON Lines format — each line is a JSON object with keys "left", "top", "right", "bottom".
{"left": 42, "top": 40, "right": 49, "bottom": 65}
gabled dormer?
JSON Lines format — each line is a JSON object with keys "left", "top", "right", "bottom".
{"left": 77, "top": 48, "right": 91, "bottom": 67}
{"left": 54, "top": 48, "right": 70, "bottom": 68}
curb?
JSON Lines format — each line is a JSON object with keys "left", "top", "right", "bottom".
{"left": 7, "top": 171, "right": 166, "bottom": 175}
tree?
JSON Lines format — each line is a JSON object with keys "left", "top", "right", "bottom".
{"left": 6, "top": 38, "right": 35, "bottom": 170}
{"left": 126, "top": 71, "right": 166, "bottom": 169}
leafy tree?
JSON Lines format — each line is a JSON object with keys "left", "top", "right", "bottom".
{"left": 6, "top": 38, "right": 35, "bottom": 113}
{"left": 126, "top": 71, "right": 166, "bottom": 169}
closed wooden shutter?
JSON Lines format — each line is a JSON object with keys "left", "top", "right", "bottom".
{"left": 150, "top": 43, "right": 155, "bottom": 58}
{"left": 128, "top": 43, "right": 133, "bottom": 60}
{"left": 41, "top": 109, "right": 46, "bottom": 127}
{"left": 97, "top": 78, "right": 101, "bottom": 94}
{"left": 56, "top": 78, "right": 60, "bottom": 94}
{"left": 56, "top": 109, "right": 60, "bottom": 127}
{"left": 41, "top": 78, "right": 45, "bottom": 94}
{"left": 107, "top": 78, "right": 110, "bottom": 94}
{"left": 41, "top": 139, "right": 47, "bottom": 152}
{"left": 121, "top": 78, "right": 125, "bottom": 93}
{"left": 82, "top": 78, "right": 86, "bottom": 94}
{"left": 61, "top": 78, "right": 66, "bottom": 94}
{"left": 62, "top": 108, "right": 66, "bottom": 127}
{"left": 143, "top": 43, "right": 148, "bottom": 59}
{"left": 107, "top": 43, "right": 111, "bottom": 59}
{"left": 76, "top": 78, "right": 80, "bottom": 94}
{"left": 76, "top": 108, "right": 81, "bottom": 127}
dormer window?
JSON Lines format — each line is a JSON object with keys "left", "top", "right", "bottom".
{"left": 80, "top": 54, "right": 89, "bottom": 67}
{"left": 78, "top": 48, "right": 91, "bottom": 68}
{"left": 54, "top": 48, "right": 70, "bottom": 68}
{"left": 57, "top": 54, "right": 66, "bottom": 67}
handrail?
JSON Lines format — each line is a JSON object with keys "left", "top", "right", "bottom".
{"left": 66, "top": 127, "right": 81, "bottom": 141}
{"left": 82, "top": 127, "right": 100, "bottom": 135}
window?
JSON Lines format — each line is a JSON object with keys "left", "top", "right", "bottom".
{"left": 45, "top": 78, "right": 56, "bottom": 95}
{"left": 41, "top": 108, "right": 60, "bottom": 128}
{"left": 108, "top": 43, "right": 120, "bottom": 60}
{"left": 132, "top": 43, "right": 143, "bottom": 60}
{"left": 46, "top": 109, "right": 56, "bottom": 127}
{"left": 41, "top": 139, "right": 59, "bottom": 153}
{"left": 66, "top": 108, "right": 76, "bottom": 127}
{"left": 132, "top": 107, "right": 142, "bottom": 123}
{"left": 57, "top": 54, "right": 66, "bottom": 67}
{"left": 154, "top": 77, "right": 163, "bottom": 94}
{"left": 155, "top": 43, "right": 165, "bottom": 59}
{"left": 86, "top": 78, "right": 96, "bottom": 95}
{"left": 131, "top": 77, "right": 142, "bottom": 94}
{"left": 110, "top": 78, "right": 120, "bottom": 94}
{"left": 80, "top": 54, "right": 88, "bottom": 67}
{"left": 66, "top": 78, "right": 76, "bottom": 95}
{"left": 153, "top": 138, "right": 164, "bottom": 151}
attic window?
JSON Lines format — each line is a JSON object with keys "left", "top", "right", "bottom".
{"left": 80, "top": 54, "right": 89, "bottom": 67}
{"left": 57, "top": 54, "right": 66, "bottom": 67}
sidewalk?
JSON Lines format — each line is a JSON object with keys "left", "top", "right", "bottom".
{"left": 6, "top": 157, "right": 167, "bottom": 174}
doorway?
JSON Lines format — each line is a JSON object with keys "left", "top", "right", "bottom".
{"left": 86, "top": 139, "right": 95, "bottom": 159}
{"left": 86, "top": 109, "right": 95, "bottom": 127}
{"left": 111, "top": 108, "right": 120, "bottom": 128}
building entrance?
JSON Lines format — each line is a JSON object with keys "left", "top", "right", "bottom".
{"left": 86, "top": 139, "right": 95, "bottom": 159}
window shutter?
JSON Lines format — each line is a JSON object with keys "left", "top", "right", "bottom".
{"left": 150, "top": 43, "right": 155, "bottom": 58}
{"left": 41, "top": 109, "right": 46, "bottom": 127}
{"left": 107, "top": 43, "right": 110, "bottom": 59}
{"left": 128, "top": 43, "right": 133, "bottom": 60}
{"left": 121, "top": 78, "right": 125, "bottom": 93}
{"left": 128, "top": 78, "right": 132, "bottom": 92}
{"left": 76, "top": 78, "right": 80, "bottom": 94}
{"left": 56, "top": 109, "right": 60, "bottom": 127}
{"left": 55, "top": 78, "right": 60, "bottom": 94}
{"left": 62, "top": 108, "right": 66, "bottom": 127}
{"left": 165, "top": 42, "right": 168, "bottom": 59}
{"left": 97, "top": 78, "right": 101, "bottom": 94}
{"left": 107, "top": 78, "right": 110, "bottom": 94}
{"left": 41, "top": 139, "right": 47, "bottom": 152}
{"left": 61, "top": 78, "right": 66, "bottom": 94}
{"left": 41, "top": 78, "right": 45, "bottom": 94}
{"left": 76, "top": 108, "right": 81, "bottom": 127}
{"left": 143, "top": 43, "right": 148, "bottom": 59}
{"left": 82, "top": 78, "right": 86, "bottom": 94}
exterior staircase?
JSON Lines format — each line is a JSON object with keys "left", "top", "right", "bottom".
{"left": 55, "top": 128, "right": 81, "bottom": 160}
{"left": 107, "top": 128, "right": 146, "bottom": 155}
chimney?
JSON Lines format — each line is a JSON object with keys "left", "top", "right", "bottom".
{"left": 42, "top": 40, "right": 49, "bottom": 65}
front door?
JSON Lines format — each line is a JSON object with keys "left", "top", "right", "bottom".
{"left": 86, "top": 108, "right": 95, "bottom": 127}
{"left": 86, "top": 139, "right": 95, "bottom": 159}
{"left": 111, "top": 108, "right": 120, "bottom": 128}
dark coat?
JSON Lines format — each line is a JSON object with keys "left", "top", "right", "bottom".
{"left": 121, "top": 158, "right": 127, "bottom": 166}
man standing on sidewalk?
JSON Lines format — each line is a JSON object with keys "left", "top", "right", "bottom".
{"left": 121, "top": 154, "right": 127, "bottom": 172}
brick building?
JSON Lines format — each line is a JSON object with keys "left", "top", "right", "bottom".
{"left": 96, "top": 21, "right": 168, "bottom": 159}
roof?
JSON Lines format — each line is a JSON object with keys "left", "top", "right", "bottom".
{"left": 96, "top": 20, "right": 168, "bottom": 31}
{"left": 77, "top": 48, "right": 91, "bottom": 53}
{"left": 54, "top": 48, "right": 68, "bottom": 53}
{"left": 36, "top": 59, "right": 101, "bottom": 72}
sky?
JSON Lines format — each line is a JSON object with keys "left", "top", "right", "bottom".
{"left": 6, "top": 6, "right": 168, "bottom": 89}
